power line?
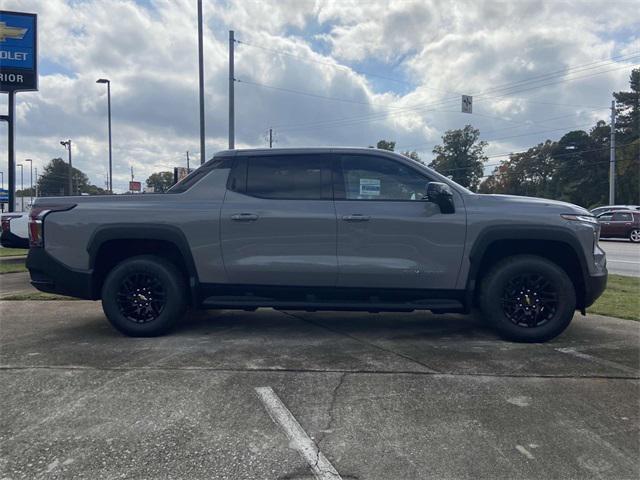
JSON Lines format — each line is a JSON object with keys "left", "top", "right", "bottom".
{"left": 236, "top": 35, "right": 637, "bottom": 148}
{"left": 235, "top": 78, "right": 412, "bottom": 109}
{"left": 468, "top": 53, "right": 640, "bottom": 97}
{"left": 236, "top": 37, "right": 638, "bottom": 99}
{"left": 432, "top": 142, "right": 634, "bottom": 176}
{"left": 235, "top": 38, "right": 450, "bottom": 92}
{"left": 265, "top": 62, "right": 633, "bottom": 133}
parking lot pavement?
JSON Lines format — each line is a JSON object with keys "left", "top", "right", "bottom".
{"left": 600, "top": 240, "right": 640, "bottom": 277}
{"left": 0, "top": 272, "right": 35, "bottom": 295}
{"left": 1, "top": 302, "right": 638, "bottom": 479}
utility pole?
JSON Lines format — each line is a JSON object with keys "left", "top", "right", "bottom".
{"left": 609, "top": 100, "right": 616, "bottom": 205}
{"left": 60, "top": 140, "right": 72, "bottom": 196}
{"left": 17, "top": 163, "right": 23, "bottom": 211}
{"left": 229, "top": 30, "right": 235, "bottom": 150}
{"left": 186, "top": 150, "right": 191, "bottom": 172}
{"left": 96, "top": 79, "right": 113, "bottom": 193}
{"left": 25, "top": 159, "right": 33, "bottom": 207}
{"left": 197, "top": 0, "right": 206, "bottom": 165}
{"left": 269, "top": 128, "right": 273, "bottom": 148}
{"left": 35, "top": 168, "right": 38, "bottom": 198}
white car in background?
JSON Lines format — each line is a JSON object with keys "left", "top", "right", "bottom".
{"left": 1, "top": 211, "right": 30, "bottom": 249}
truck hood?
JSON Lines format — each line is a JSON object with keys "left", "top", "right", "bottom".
{"left": 472, "top": 194, "right": 591, "bottom": 215}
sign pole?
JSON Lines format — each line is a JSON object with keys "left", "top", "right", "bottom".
{"left": 197, "top": 0, "right": 206, "bottom": 165}
{"left": 1, "top": 10, "right": 39, "bottom": 211}
{"left": 7, "top": 91, "right": 15, "bottom": 212}
{"left": 229, "top": 30, "right": 235, "bottom": 150}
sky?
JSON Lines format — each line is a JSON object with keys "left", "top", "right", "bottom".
{"left": 1, "top": 0, "right": 639, "bottom": 193}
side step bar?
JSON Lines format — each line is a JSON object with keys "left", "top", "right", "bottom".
{"left": 201, "top": 297, "right": 464, "bottom": 313}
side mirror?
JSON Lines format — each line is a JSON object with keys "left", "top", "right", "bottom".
{"left": 425, "top": 182, "right": 455, "bottom": 214}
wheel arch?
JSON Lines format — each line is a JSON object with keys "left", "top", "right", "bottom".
{"left": 467, "top": 226, "right": 588, "bottom": 309}
{"left": 87, "top": 224, "right": 199, "bottom": 304}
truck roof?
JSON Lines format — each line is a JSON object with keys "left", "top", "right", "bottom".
{"left": 215, "top": 146, "right": 393, "bottom": 157}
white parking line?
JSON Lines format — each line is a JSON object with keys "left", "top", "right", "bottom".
{"left": 255, "top": 386, "right": 343, "bottom": 480}
{"left": 515, "top": 445, "right": 535, "bottom": 460}
{"left": 555, "top": 348, "right": 639, "bottom": 375}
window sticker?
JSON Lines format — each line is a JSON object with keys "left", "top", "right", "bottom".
{"left": 360, "top": 178, "right": 381, "bottom": 196}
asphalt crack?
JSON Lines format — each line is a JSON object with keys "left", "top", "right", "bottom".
{"left": 282, "top": 311, "right": 440, "bottom": 374}
{"left": 312, "top": 372, "right": 347, "bottom": 473}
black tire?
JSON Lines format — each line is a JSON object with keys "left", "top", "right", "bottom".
{"left": 101, "top": 255, "right": 187, "bottom": 337}
{"left": 629, "top": 228, "right": 640, "bottom": 243}
{"left": 479, "top": 255, "right": 576, "bottom": 342}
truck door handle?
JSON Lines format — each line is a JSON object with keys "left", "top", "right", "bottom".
{"left": 342, "top": 214, "right": 371, "bottom": 222}
{"left": 231, "top": 213, "right": 259, "bottom": 221}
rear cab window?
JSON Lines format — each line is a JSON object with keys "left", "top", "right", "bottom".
{"left": 230, "top": 154, "right": 333, "bottom": 200}
{"left": 167, "top": 157, "right": 234, "bottom": 193}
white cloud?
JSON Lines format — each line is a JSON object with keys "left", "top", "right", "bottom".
{"left": 0, "top": 0, "right": 638, "bottom": 193}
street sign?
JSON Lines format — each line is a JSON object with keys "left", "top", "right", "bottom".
{"left": 0, "top": 10, "right": 38, "bottom": 92}
{"left": 462, "top": 94, "right": 472, "bottom": 114}
{"left": 0, "top": 188, "right": 8, "bottom": 203}
{"left": 129, "top": 181, "right": 141, "bottom": 192}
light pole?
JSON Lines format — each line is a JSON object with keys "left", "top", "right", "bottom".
{"left": 17, "top": 163, "right": 24, "bottom": 211}
{"left": 34, "top": 167, "right": 38, "bottom": 198}
{"left": 25, "top": 158, "right": 33, "bottom": 208}
{"left": 0, "top": 171, "right": 3, "bottom": 189}
{"left": 96, "top": 78, "right": 113, "bottom": 193}
{"left": 60, "top": 140, "right": 72, "bottom": 196}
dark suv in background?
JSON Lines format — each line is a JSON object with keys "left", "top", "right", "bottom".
{"left": 596, "top": 210, "right": 640, "bottom": 243}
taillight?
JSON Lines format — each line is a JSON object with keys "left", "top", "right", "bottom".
{"left": 1, "top": 215, "right": 20, "bottom": 233}
{"left": 29, "top": 204, "right": 76, "bottom": 248}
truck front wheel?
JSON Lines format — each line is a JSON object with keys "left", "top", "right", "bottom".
{"left": 479, "top": 255, "right": 576, "bottom": 342}
{"left": 101, "top": 255, "right": 187, "bottom": 337}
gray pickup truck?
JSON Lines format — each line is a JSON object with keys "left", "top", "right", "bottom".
{"left": 26, "top": 147, "right": 607, "bottom": 341}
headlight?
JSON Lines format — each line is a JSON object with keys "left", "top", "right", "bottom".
{"left": 561, "top": 214, "right": 598, "bottom": 224}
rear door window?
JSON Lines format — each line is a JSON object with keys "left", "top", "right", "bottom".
{"left": 613, "top": 212, "right": 633, "bottom": 221}
{"left": 245, "top": 155, "right": 331, "bottom": 200}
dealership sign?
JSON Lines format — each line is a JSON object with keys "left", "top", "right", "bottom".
{"left": 0, "top": 10, "right": 38, "bottom": 92}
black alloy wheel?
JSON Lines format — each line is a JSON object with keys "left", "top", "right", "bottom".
{"left": 102, "top": 255, "right": 187, "bottom": 337}
{"left": 480, "top": 255, "right": 576, "bottom": 342}
{"left": 116, "top": 272, "right": 167, "bottom": 323}
{"left": 501, "top": 273, "right": 559, "bottom": 328}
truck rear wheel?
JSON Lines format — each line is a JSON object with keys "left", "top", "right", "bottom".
{"left": 479, "top": 255, "right": 576, "bottom": 342}
{"left": 101, "top": 255, "right": 187, "bottom": 337}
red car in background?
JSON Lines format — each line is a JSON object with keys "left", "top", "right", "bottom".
{"left": 596, "top": 210, "right": 640, "bottom": 243}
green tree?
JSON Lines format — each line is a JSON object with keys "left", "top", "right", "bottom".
{"left": 36, "top": 158, "right": 105, "bottom": 196}
{"left": 372, "top": 140, "right": 396, "bottom": 151}
{"left": 145, "top": 171, "right": 174, "bottom": 193}
{"left": 430, "top": 125, "right": 487, "bottom": 190}
{"left": 480, "top": 140, "right": 558, "bottom": 197}
{"left": 614, "top": 68, "right": 640, "bottom": 144}
{"left": 370, "top": 140, "right": 422, "bottom": 162}
{"left": 401, "top": 150, "right": 422, "bottom": 162}
{"left": 613, "top": 68, "right": 640, "bottom": 204}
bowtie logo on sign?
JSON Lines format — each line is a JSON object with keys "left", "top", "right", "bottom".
{"left": 0, "top": 11, "right": 38, "bottom": 92}
{"left": 0, "top": 21, "right": 27, "bottom": 42}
